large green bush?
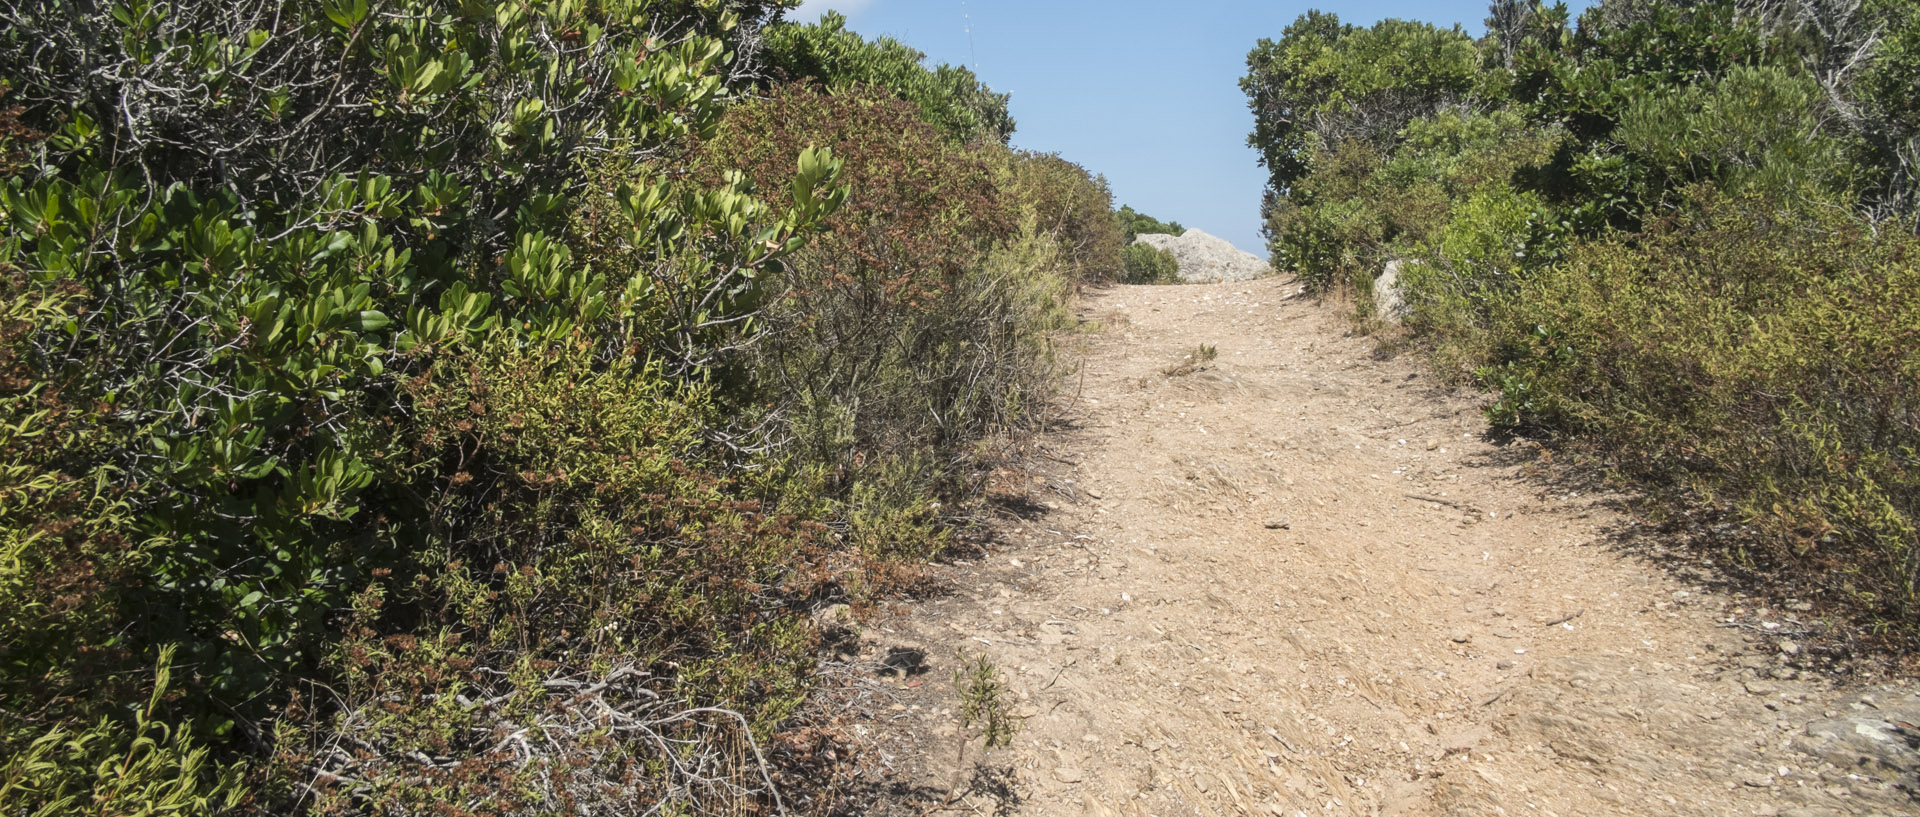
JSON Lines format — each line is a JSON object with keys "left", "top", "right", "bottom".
{"left": 1854, "top": 0, "right": 1920, "bottom": 213}
{"left": 1242, "top": 13, "right": 1482, "bottom": 198}
{"left": 0, "top": 0, "right": 1115, "bottom": 802}
{"left": 275, "top": 338, "right": 834, "bottom": 814}
{"left": 1617, "top": 64, "right": 1851, "bottom": 205}
{"left": 0, "top": 0, "right": 883, "bottom": 812}
{"left": 762, "top": 11, "right": 1015, "bottom": 145}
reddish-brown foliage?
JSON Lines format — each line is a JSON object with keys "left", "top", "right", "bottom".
{"left": 703, "top": 83, "right": 1016, "bottom": 303}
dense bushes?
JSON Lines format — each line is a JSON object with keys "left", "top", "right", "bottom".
{"left": 762, "top": 12, "right": 1015, "bottom": 145}
{"left": 0, "top": 0, "right": 1112, "bottom": 812}
{"left": 1115, "top": 205, "right": 1185, "bottom": 242}
{"left": 1242, "top": 12, "right": 1481, "bottom": 200}
{"left": 701, "top": 84, "right": 1095, "bottom": 564}
{"left": 1485, "top": 195, "right": 1920, "bottom": 620}
{"left": 0, "top": 0, "right": 854, "bottom": 809}
{"left": 1119, "top": 244, "right": 1181, "bottom": 285}
{"left": 275, "top": 340, "right": 834, "bottom": 814}
{"left": 1246, "top": 1, "right": 1920, "bottom": 637}
{"left": 1008, "top": 152, "right": 1127, "bottom": 284}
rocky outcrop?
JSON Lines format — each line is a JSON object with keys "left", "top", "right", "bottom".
{"left": 1132, "top": 229, "right": 1270, "bottom": 283}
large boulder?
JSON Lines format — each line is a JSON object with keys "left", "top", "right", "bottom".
{"left": 1133, "top": 229, "right": 1270, "bottom": 283}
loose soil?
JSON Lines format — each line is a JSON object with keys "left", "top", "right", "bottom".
{"left": 822, "top": 279, "right": 1920, "bottom": 817}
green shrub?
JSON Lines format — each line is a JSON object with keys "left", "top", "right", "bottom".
{"left": 1, "top": 648, "right": 247, "bottom": 817}
{"left": 1115, "top": 205, "right": 1185, "bottom": 242}
{"left": 0, "top": 1, "right": 1097, "bottom": 810}
{"left": 1482, "top": 193, "right": 1920, "bottom": 629}
{"left": 1617, "top": 64, "right": 1850, "bottom": 205}
{"left": 1120, "top": 243, "right": 1181, "bottom": 285}
{"left": 269, "top": 338, "right": 831, "bottom": 814}
{"left": 1006, "top": 152, "right": 1126, "bottom": 284}
{"left": 1242, "top": 12, "right": 1481, "bottom": 198}
{"left": 0, "top": 0, "right": 853, "bottom": 810}
{"left": 762, "top": 12, "right": 1015, "bottom": 145}
{"left": 1854, "top": 0, "right": 1920, "bottom": 213}
{"left": 700, "top": 83, "right": 1070, "bottom": 567}
{"left": 1266, "top": 111, "right": 1566, "bottom": 294}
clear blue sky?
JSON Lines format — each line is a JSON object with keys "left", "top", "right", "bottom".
{"left": 786, "top": 0, "right": 1589, "bottom": 257}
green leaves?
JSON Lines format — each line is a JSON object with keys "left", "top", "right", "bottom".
{"left": 321, "top": 0, "right": 368, "bottom": 31}
{"left": 791, "top": 145, "right": 849, "bottom": 223}
{"left": 0, "top": 0, "right": 877, "bottom": 809}
{"left": 0, "top": 647, "right": 248, "bottom": 817}
{"left": 762, "top": 12, "right": 1016, "bottom": 145}
{"left": 379, "top": 36, "right": 474, "bottom": 103}
{"left": 1242, "top": 11, "right": 1481, "bottom": 196}
{"left": 1618, "top": 64, "right": 1845, "bottom": 202}
{"left": 399, "top": 281, "right": 496, "bottom": 352}
{"left": 350, "top": 310, "right": 390, "bottom": 333}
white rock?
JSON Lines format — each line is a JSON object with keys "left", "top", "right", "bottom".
{"left": 1375, "top": 259, "right": 1408, "bottom": 322}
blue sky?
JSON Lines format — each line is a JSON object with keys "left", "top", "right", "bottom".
{"left": 786, "top": 0, "right": 1588, "bottom": 256}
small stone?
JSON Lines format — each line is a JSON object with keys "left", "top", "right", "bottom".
{"left": 1054, "top": 767, "right": 1084, "bottom": 784}
{"left": 1742, "top": 776, "right": 1774, "bottom": 788}
{"left": 1194, "top": 775, "right": 1210, "bottom": 793}
{"left": 1745, "top": 680, "right": 1780, "bottom": 696}
{"left": 1451, "top": 631, "right": 1472, "bottom": 644}
{"left": 1426, "top": 439, "right": 1441, "bottom": 451}
{"left": 1085, "top": 487, "right": 1104, "bottom": 499}
{"left": 1497, "top": 660, "right": 1517, "bottom": 670}
{"left": 1780, "top": 640, "right": 1801, "bottom": 656}
{"left": 1264, "top": 517, "right": 1291, "bottom": 530}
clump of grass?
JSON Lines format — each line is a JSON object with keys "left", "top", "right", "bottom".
{"left": 1163, "top": 344, "right": 1219, "bottom": 377}
{"left": 946, "top": 651, "right": 1019, "bottom": 803}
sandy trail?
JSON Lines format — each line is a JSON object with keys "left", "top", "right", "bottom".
{"left": 862, "top": 279, "right": 1919, "bottom": 817}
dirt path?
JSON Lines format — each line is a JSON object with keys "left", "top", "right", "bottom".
{"left": 852, "top": 279, "right": 1920, "bottom": 817}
